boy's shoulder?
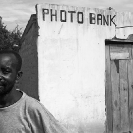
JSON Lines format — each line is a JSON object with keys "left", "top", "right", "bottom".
{"left": 24, "top": 92, "right": 46, "bottom": 111}
{"left": 24, "top": 93, "right": 42, "bottom": 107}
{"left": 19, "top": 91, "right": 71, "bottom": 133}
{"left": 22, "top": 91, "right": 60, "bottom": 125}
{"left": 23, "top": 91, "right": 54, "bottom": 118}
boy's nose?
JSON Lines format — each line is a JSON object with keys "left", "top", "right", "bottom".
{"left": 0, "top": 76, "right": 2, "bottom": 80}
{"left": 0, "top": 72, "right": 2, "bottom": 78}
{"left": 0, "top": 77, "right": 5, "bottom": 85}
{"left": 0, "top": 76, "right": 4, "bottom": 82}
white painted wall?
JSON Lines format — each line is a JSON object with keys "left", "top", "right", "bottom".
{"left": 35, "top": 4, "right": 133, "bottom": 133}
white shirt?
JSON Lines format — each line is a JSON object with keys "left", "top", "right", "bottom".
{"left": 0, "top": 90, "right": 70, "bottom": 133}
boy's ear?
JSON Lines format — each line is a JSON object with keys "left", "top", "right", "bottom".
{"left": 16, "top": 71, "right": 23, "bottom": 80}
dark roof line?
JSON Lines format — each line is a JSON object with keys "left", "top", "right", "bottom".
{"left": 21, "top": 14, "right": 37, "bottom": 42}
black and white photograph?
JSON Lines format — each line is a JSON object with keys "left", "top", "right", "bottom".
{"left": 0, "top": 0, "right": 133, "bottom": 133}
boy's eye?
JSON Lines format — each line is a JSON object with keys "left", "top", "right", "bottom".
{"left": 2, "top": 68, "right": 11, "bottom": 74}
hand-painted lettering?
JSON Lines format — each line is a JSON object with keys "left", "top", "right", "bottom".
{"left": 60, "top": 10, "right": 67, "bottom": 22}
{"left": 103, "top": 15, "right": 109, "bottom": 26}
{"left": 90, "top": 13, "right": 96, "bottom": 24}
{"left": 50, "top": 9, "right": 57, "bottom": 21}
{"left": 77, "top": 12, "right": 83, "bottom": 24}
{"left": 42, "top": 9, "right": 49, "bottom": 21}
{"left": 110, "top": 15, "right": 116, "bottom": 26}
{"left": 42, "top": 8, "right": 116, "bottom": 26}
{"left": 97, "top": 14, "right": 102, "bottom": 25}
{"left": 68, "top": 11, "right": 76, "bottom": 22}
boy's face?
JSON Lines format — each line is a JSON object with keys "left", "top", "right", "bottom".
{"left": 0, "top": 53, "right": 19, "bottom": 96}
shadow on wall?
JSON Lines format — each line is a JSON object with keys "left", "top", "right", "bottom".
{"left": 18, "top": 14, "right": 39, "bottom": 100}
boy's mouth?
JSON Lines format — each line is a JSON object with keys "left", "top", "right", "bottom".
{"left": 0, "top": 86, "right": 4, "bottom": 90}
{"left": 0, "top": 82, "right": 6, "bottom": 88}
{"left": 0, "top": 84, "right": 5, "bottom": 88}
{"left": 0, "top": 86, "right": 5, "bottom": 93}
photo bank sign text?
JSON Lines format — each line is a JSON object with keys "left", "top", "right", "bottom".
{"left": 42, "top": 8, "right": 116, "bottom": 26}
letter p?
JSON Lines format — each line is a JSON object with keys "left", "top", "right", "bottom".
{"left": 42, "top": 9, "right": 49, "bottom": 21}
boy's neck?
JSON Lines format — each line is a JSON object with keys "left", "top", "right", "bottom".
{"left": 0, "top": 89, "right": 22, "bottom": 108}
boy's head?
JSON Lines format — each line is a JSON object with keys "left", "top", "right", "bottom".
{"left": 0, "top": 50, "right": 22, "bottom": 72}
{"left": 0, "top": 50, "right": 23, "bottom": 96}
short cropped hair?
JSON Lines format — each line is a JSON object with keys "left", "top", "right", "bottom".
{"left": 0, "top": 50, "right": 22, "bottom": 71}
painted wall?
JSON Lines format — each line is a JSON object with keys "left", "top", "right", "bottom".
{"left": 22, "top": 3, "right": 133, "bottom": 133}
{"left": 36, "top": 4, "right": 116, "bottom": 133}
{"left": 19, "top": 14, "right": 39, "bottom": 100}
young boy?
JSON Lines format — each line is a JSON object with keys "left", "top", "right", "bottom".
{"left": 0, "top": 50, "right": 70, "bottom": 133}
